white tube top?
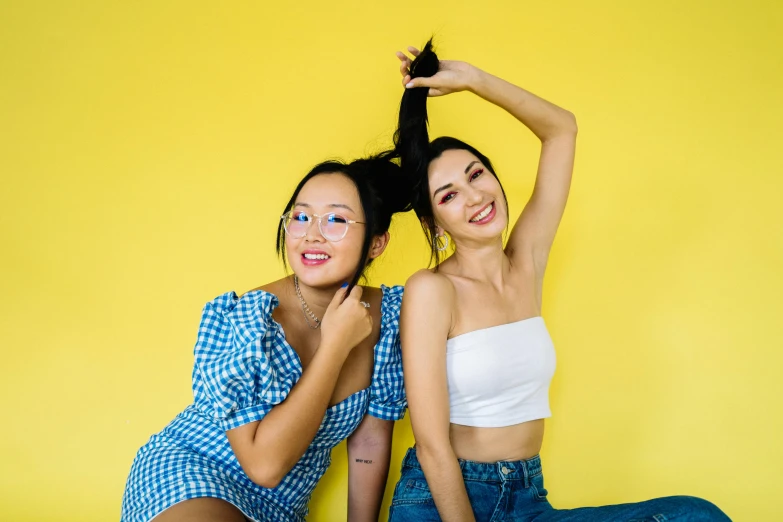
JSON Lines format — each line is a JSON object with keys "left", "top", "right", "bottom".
{"left": 446, "top": 316, "right": 556, "bottom": 428}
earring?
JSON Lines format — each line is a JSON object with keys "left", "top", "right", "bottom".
{"left": 436, "top": 234, "right": 450, "bottom": 252}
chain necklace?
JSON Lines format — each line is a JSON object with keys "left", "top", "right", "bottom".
{"left": 294, "top": 275, "right": 321, "bottom": 329}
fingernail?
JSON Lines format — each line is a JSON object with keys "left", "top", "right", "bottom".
{"left": 341, "top": 283, "right": 348, "bottom": 288}
{"left": 405, "top": 82, "right": 414, "bottom": 88}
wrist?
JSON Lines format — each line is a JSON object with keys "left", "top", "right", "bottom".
{"left": 317, "top": 337, "right": 351, "bottom": 362}
{"left": 465, "top": 64, "right": 486, "bottom": 93}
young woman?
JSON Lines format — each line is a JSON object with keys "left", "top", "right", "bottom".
{"left": 388, "top": 41, "right": 729, "bottom": 522}
{"left": 121, "top": 154, "right": 410, "bottom": 522}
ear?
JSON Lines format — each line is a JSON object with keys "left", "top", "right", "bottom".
{"left": 368, "top": 231, "right": 391, "bottom": 260}
{"left": 420, "top": 216, "right": 445, "bottom": 237}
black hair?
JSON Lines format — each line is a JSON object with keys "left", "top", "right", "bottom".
{"left": 393, "top": 39, "right": 508, "bottom": 267}
{"left": 275, "top": 151, "right": 411, "bottom": 287}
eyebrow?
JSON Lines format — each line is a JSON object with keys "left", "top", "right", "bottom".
{"left": 293, "top": 202, "right": 356, "bottom": 213}
{"left": 432, "top": 183, "right": 453, "bottom": 199}
{"left": 431, "top": 161, "right": 483, "bottom": 199}
{"left": 464, "top": 160, "right": 480, "bottom": 174}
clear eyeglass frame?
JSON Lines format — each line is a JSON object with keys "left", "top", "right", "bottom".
{"left": 280, "top": 210, "right": 366, "bottom": 242}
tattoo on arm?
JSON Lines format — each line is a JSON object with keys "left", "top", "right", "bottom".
{"left": 354, "top": 458, "right": 373, "bottom": 464}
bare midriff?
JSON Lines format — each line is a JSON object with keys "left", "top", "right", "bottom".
{"left": 448, "top": 419, "right": 545, "bottom": 463}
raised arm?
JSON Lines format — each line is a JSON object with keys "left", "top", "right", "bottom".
{"left": 477, "top": 71, "right": 578, "bottom": 273}
{"left": 346, "top": 415, "right": 395, "bottom": 521}
{"left": 401, "top": 270, "right": 475, "bottom": 521}
{"left": 400, "top": 46, "right": 577, "bottom": 275}
{"left": 226, "top": 285, "right": 372, "bottom": 489}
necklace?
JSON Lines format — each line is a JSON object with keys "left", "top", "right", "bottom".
{"left": 294, "top": 275, "right": 321, "bottom": 329}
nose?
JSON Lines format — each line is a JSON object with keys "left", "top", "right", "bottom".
{"left": 304, "top": 217, "right": 325, "bottom": 242}
{"left": 464, "top": 185, "right": 483, "bottom": 206}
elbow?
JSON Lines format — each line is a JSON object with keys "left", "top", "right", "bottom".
{"left": 542, "top": 110, "right": 577, "bottom": 142}
{"left": 562, "top": 110, "right": 578, "bottom": 136}
{"left": 245, "top": 461, "right": 287, "bottom": 489}
{"left": 347, "top": 416, "right": 393, "bottom": 454}
{"left": 347, "top": 433, "right": 375, "bottom": 454}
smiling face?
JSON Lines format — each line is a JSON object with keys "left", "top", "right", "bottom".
{"left": 285, "top": 172, "right": 376, "bottom": 288}
{"left": 428, "top": 148, "right": 508, "bottom": 245}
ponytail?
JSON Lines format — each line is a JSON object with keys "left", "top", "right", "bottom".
{"left": 393, "top": 39, "right": 507, "bottom": 267}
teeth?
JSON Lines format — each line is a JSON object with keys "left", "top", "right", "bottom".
{"left": 470, "top": 203, "right": 493, "bottom": 222}
{"left": 304, "top": 253, "right": 330, "bottom": 260}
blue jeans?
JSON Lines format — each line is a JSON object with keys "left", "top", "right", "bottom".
{"left": 389, "top": 448, "right": 730, "bottom": 522}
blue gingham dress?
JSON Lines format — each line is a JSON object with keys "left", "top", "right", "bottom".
{"left": 121, "top": 285, "right": 405, "bottom": 522}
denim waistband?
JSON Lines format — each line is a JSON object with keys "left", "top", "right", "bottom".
{"left": 402, "top": 446, "right": 542, "bottom": 485}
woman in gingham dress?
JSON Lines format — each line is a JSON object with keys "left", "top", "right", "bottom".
{"left": 122, "top": 153, "right": 410, "bottom": 522}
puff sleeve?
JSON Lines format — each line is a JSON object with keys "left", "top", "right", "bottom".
{"left": 367, "top": 285, "right": 407, "bottom": 420}
{"left": 191, "top": 291, "right": 302, "bottom": 431}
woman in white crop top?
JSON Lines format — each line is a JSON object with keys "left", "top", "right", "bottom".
{"left": 386, "top": 40, "right": 729, "bottom": 522}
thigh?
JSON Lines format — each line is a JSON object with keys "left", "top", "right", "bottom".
{"left": 389, "top": 502, "right": 441, "bottom": 522}
{"left": 537, "top": 495, "right": 729, "bottom": 522}
{"left": 504, "top": 472, "right": 554, "bottom": 520}
{"left": 153, "top": 498, "right": 247, "bottom": 522}
{"left": 389, "top": 470, "right": 508, "bottom": 522}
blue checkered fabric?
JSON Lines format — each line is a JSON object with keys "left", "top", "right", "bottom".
{"left": 121, "top": 285, "right": 405, "bottom": 522}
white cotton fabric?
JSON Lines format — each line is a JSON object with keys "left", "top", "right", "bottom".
{"left": 446, "top": 317, "right": 556, "bottom": 428}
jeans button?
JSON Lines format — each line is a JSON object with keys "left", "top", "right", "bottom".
{"left": 501, "top": 466, "right": 510, "bottom": 474}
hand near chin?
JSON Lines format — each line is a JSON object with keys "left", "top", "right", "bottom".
{"left": 320, "top": 285, "right": 373, "bottom": 360}
{"left": 395, "top": 46, "right": 477, "bottom": 97}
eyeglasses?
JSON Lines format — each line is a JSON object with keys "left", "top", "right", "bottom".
{"left": 281, "top": 210, "right": 365, "bottom": 242}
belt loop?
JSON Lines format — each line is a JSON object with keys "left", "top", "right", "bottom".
{"left": 521, "top": 459, "right": 530, "bottom": 488}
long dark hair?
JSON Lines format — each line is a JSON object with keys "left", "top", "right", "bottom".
{"left": 275, "top": 151, "right": 411, "bottom": 287}
{"left": 393, "top": 39, "right": 507, "bottom": 266}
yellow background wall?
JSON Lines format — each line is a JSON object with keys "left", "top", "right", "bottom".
{"left": 1, "top": 1, "right": 781, "bottom": 520}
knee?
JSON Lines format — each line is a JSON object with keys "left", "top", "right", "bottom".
{"left": 673, "top": 496, "right": 731, "bottom": 521}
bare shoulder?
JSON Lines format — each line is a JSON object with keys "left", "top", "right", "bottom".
{"left": 240, "top": 278, "right": 288, "bottom": 299}
{"left": 359, "top": 285, "right": 383, "bottom": 305}
{"left": 401, "top": 270, "right": 454, "bottom": 350}
{"left": 404, "top": 269, "right": 455, "bottom": 302}
{"left": 403, "top": 270, "right": 455, "bottom": 334}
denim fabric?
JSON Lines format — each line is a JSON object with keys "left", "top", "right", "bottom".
{"left": 389, "top": 448, "right": 730, "bottom": 522}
